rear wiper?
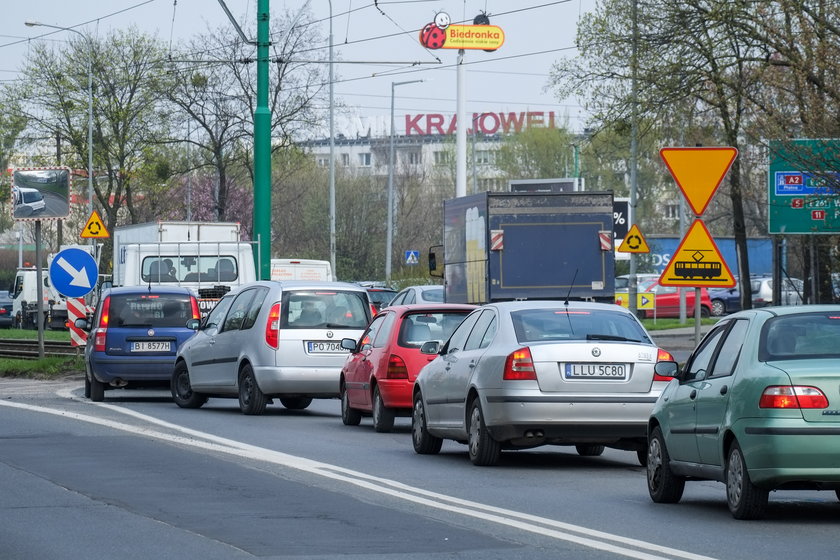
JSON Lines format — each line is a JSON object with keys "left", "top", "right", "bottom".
{"left": 586, "top": 333, "right": 640, "bottom": 342}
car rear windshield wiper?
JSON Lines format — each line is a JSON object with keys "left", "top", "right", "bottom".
{"left": 586, "top": 333, "right": 640, "bottom": 342}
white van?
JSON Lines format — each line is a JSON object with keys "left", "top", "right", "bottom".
{"left": 12, "top": 186, "right": 46, "bottom": 217}
{"left": 270, "top": 259, "right": 334, "bottom": 282}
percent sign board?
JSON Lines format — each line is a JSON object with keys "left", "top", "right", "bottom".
{"left": 658, "top": 147, "right": 737, "bottom": 288}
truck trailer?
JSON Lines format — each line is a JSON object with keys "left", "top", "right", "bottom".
{"left": 432, "top": 191, "right": 616, "bottom": 304}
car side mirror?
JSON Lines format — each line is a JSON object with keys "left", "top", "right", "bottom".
{"left": 74, "top": 317, "right": 91, "bottom": 332}
{"left": 186, "top": 318, "right": 201, "bottom": 330}
{"left": 420, "top": 340, "right": 441, "bottom": 355}
{"left": 654, "top": 360, "right": 680, "bottom": 379}
{"left": 341, "top": 338, "right": 357, "bottom": 352}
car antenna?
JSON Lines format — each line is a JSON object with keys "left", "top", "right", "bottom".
{"left": 564, "top": 269, "right": 579, "bottom": 306}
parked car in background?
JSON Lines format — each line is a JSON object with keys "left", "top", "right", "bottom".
{"left": 614, "top": 273, "right": 659, "bottom": 292}
{"left": 364, "top": 287, "right": 397, "bottom": 313}
{"left": 388, "top": 285, "right": 444, "bottom": 307}
{"left": 751, "top": 275, "right": 804, "bottom": 307}
{"left": 0, "top": 290, "right": 13, "bottom": 328}
{"left": 638, "top": 281, "right": 713, "bottom": 318}
{"left": 411, "top": 301, "right": 677, "bottom": 466}
{"left": 171, "top": 281, "right": 371, "bottom": 415}
{"left": 708, "top": 283, "right": 742, "bottom": 317}
{"left": 340, "top": 303, "right": 475, "bottom": 432}
{"left": 647, "top": 306, "right": 840, "bottom": 519}
{"left": 76, "top": 286, "right": 201, "bottom": 402}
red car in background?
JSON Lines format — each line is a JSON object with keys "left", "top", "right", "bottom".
{"left": 339, "top": 303, "right": 476, "bottom": 432}
{"left": 638, "top": 280, "right": 713, "bottom": 318}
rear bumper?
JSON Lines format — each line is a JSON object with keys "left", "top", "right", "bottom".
{"left": 90, "top": 355, "right": 176, "bottom": 383}
{"left": 253, "top": 365, "right": 341, "bottom": 397}
{"left": 376, "top": 378, "right": 413, "bottom": 409}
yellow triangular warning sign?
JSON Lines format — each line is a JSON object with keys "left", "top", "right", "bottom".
{"left": 617, "top": 224, "right": 650, "bottom": 253}
{"left": 80, "top": 210, "right": 110, "bottom": 239}
{"left": 659, "top": 219, "right": 735, "bottom": 287}
{"left": 660, "top": 147, "right": 737, "bottom": 216}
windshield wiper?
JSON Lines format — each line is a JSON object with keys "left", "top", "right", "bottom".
{"left": 586, "top": 333, "right": 640, "bottom": 342}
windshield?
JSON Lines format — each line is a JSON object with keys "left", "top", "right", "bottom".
{"left": 281, "top": 290, "right": 370, "bottom": 329}
{"left": 109, "top": 292, "right": 194, "bottom": 328}
{"left": 511, "top": 308, "right": 651, "bottom": 344}
{"left": 142, "top": 255, "right": 238, "bottom": 283}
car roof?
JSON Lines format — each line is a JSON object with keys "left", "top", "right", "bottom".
{"left": 485, "top": 300, "right": 636, "bottom": 314}
{"left": 731, "top": 304, "right": 840, "bottom": 318}
{"left": 104, "top": 285, "right": 195, "bottom": 296}
{"left": 384, "top": 303, "right": 477, "bottom": 314}
{"left": 233, "top": 280, "right": 368, "bottom": 292}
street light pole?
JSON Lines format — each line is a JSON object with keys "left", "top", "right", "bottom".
{"left": 25, "top": 22, "right": 93, "bottom": 220}
{"left": 386, "top": 80, "right": 422, "bottom": 283}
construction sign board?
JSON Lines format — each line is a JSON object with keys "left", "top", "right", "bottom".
{"left": 80, "top": 210, "right": 109, "bottom": 238}
{"left": 660, "top": 147, "right": 738, "bottom": 216}
{"left": 617, "top": 224, "right": 650, "bottom": 253}
{"left": 615, "top": 292, "right": 655, "bottom": 310}
{"left": 659, "top": 219, "right": 736, "bottom": 287}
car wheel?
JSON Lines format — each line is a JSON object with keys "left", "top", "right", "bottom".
{"left": 372, "top": 386, "right": 395, "bottom": 433}
{"left": 711, "top": 299, "right": 725, "bottom": 317}
{"left": 700, "top": 306, "right": 711, "bottom": 318}
{"left": 412, "top": 392, "right": 442, "bottom": 455}
{"left": 575, "top": 444, "right": 605, "bottom": 457}
{"left": 341, "top": 383, "right": 362, "bottom": 426}
{"left": 280, "top": 397, "right": 312, "bottom": 410}
{"left": 84, "top": 368, "right": 91, "bottom": 399}
{"left": 238, "top": 364, "right": 267, "bottom": 415}
{"left": 171, "top": 361, "right": 207, "bottom": 409}
{"left": 467, "top": 398, "right": 501, "bottom": 466}
{"left": 89, "top": 371, "right": 105, "bottom": 402}
{"left": 647, "top": 426, "right": 685, "bottom": 503}
{"left": 726, "top": 441, "right": 768, "bottom": 519}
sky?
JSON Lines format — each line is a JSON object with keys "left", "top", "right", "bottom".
{"left": 1, "top": 0, "right": 593, "bottom": 137}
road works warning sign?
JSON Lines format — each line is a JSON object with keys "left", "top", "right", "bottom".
{"left": 659, "top": 220, "right": 735, "bottom": 287}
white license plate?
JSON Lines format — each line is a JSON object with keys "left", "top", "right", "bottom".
{"left": 131, "top": 341, "right": 171, "bottom": 352}
{"left": 307, "top": 341, "right": 347, "bottom": 353}
{"left": 565, "top": 363, "right": 626, "bottom": 379}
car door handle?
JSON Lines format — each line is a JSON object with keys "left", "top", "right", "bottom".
{"left": 720, "top": 385, "right": 728, "bottom": 396}
{"left": 468, "top": 360, "right": 477, "bottom": 368}
{"left": 690, "top": 389, "right": 697, "bottom": 399}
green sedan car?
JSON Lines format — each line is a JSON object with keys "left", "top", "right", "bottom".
{"left": 646, "top": 305, "right": 840, "bottom": 519}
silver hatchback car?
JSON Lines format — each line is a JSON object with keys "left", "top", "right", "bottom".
{"left": 171, "top": 281, "right": 372, "bottom": 414}
{"left": 412, "top": 300, "right": 676, "bottom": 466}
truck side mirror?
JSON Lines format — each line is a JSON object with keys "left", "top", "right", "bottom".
{"left": 428, "top": 245, "right": 443, "bottom": 278}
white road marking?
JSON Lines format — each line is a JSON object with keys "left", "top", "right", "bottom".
{"left": 0, "top": 389, "right": 717, "bottom": 560}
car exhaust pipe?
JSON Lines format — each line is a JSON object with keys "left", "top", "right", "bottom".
{"left": 110, "top": 378, "right": 128, "bottom": 388}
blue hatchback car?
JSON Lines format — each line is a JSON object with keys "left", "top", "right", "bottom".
{"left": 79, "top": 286, "right": 200, "bottom": 401}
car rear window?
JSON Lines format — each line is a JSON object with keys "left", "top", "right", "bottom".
{"left": 511, "top": 308, "right": 651, "bottom": 344}
{"left": 760, "top": 312, "right": 840, "bottom": 360}
{"left": 421, "top": 288, "right": 444, "bottom": 302}
{"left": 398, "top": 311, "right": 470, "bottom": 347}
{"left": 282, "top": 290, "right": 370, "bottom": 329}
{"left": 368, "top": 290, "right": 396, "bottom": 305}
{"left": 109, "top": 293, "right": 194, "bottom": 328}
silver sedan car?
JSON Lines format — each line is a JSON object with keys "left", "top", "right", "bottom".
{"left": 411, "top": 301, "right": 676, "bottom": 466}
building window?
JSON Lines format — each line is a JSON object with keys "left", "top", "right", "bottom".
{"left": 478, "top": 178, "right": 503, "bottom": 192}
{"left": 407, "top": 151, "right": 422, "bottom": 165}
{"left": 341, "top": 153, "right": 350, "bottom": 166}
{"left": 434, "top": 151, "right": 451, "bottom": 165}
{"left": 316, "top": 157, "right": 328, "bottom": 167}
{"left": 475, "top": 150, "right": 495, "bottom": 165}
{"left": 359, "top": 153, "right": 371, "bottom": 167}
{"left": 664, "top": 204, "right": 680, "bottom": 220}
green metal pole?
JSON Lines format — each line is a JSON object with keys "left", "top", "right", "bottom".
{"left": 253, "top": 0, "right": 271, "bottom": 280}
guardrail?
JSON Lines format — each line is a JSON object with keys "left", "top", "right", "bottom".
{"left": 0, "top": 338, "right": 80, "bottom": 360}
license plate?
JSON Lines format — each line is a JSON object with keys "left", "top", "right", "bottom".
{"left": 565, "top": 363, "right": 626, "bottom": 379}
{"left": 131, "top": 341, "right": 171, "bottom": 352}
{"left": 307, "top": 341, "right": 347, "bottom": 353}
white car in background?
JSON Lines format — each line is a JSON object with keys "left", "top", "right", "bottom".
{"left": 387, "top": 285, "right": 444, "bottom": 306}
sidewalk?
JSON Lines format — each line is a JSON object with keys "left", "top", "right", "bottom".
{"left": 649, "top": 323, "right": 714, "bottom": 351}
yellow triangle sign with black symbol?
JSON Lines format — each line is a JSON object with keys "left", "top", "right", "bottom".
{"left": 617, "top": 224, "right": 650, "bottom": 253}
{"left": 659, "top": 219, "right": 735, "bottom": 287}
{"left": 80, "top": 210, "right": 110, "bottom": 239}
{"left": 660, "top": 146, "right": 737, "bottom": 216}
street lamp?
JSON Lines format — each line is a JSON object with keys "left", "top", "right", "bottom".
{"left": 386, "top": 79, "right": 422, "bottom": 283}
{"left": 25, "top": 21, "right": 94, "bottom": 220}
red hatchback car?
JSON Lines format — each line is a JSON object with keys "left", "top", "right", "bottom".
{"left": 339, "top": 303, "right": 476, "bottom": 432}
{"left": 638, "top": 280, "right": 713, "bottom": 318}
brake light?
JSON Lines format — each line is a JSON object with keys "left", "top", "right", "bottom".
{"left": 386, "top": 354, "right": 409, "bottom": 379}
{"left": 94, "top": 296, "right": 110, "bottom": 352}
{"left": 265, "top": 303, "right": 281, "bottom": 349}
{"left": 504, "top": 347, "right": 536, "bottom": 380}
{"left": 653, "top": 348, "right": 677, "bottom": 381}
{"left": 759, "top": 386, "right": 828, "bottom": 409}
{"left": 370, "top": 303, "right": 379, "bottom": 317}
{"left": 190, "top": 296, "right": 201, "bottom": 319}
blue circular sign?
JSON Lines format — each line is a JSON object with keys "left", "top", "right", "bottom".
{"left": 48, "top": 248, "right": 99, "bottom": 298}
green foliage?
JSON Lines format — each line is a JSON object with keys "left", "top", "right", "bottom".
{"left": 0, "top": 356, "right": 84, "bottom": 379}
{"left": 495, "top": 126, "right": 578, "bottom": 180}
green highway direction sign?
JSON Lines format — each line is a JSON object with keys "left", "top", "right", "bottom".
{"left": 768, "top": 139, "right": 840, "bottom": 234}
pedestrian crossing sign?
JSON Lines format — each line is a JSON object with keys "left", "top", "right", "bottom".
{"left": 405, "top": 250, "right": 420, "bottom": 265}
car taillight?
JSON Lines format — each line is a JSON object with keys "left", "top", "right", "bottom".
{"left": 94, "top": 296, "right": 110, "bottom": 352}
{"left": 370, "top": 303, "right": 379, "bottom": 317}
{"left": 190, "top": 296, "right": 201, "bottom": 319}
{"left": 386, "top": 354, "right": 409, "bottom": 379}
{"left": 504, "top": 347, "right": 536, "bottom": 380}
{"left": 653, "top": 348, "right": 677, "bottom": 381}
{"left": 759, "top": 386, "right": 828, "bottom": 409}
{"left": 265, "top": 303, "right": 281, "bottom": 349}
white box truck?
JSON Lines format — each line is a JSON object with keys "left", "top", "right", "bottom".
{"left": 270, "top": 258, "right": 334, "bottom": 282}
{"left": 112, "top": 222, "right": 257, "bottom": 314}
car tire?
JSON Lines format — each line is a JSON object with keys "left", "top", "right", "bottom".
{"left": 636, "top": 447, "right": 648, "bottom": 467}
{"left": 372, "top": 386, "right": 395, "bottom": 433}
{"left": 711, "top": 299, "right": 725, "bottom": 317}
{"left": 84, "top": 369, "right": 91, "bottom": 399}
{"left": 726, "top": 441, "right": 768, "bottom": 520}
{"left": 412, "top": 392, "right": 442, "bottom": 455}
{"left": 468, "top": 398, "right": 501, "bottom": 466}
{"left": 89, "top": 372, "right": 105, "bottom": 402}
{"left": 171, "top": 361, "right": 207, "bottom": 409}
{"left": 575, "top": 444, "right": 605, "bottom": 457}
{"left": 341, "top": 383, "right": 362, "bottom": 426}
{"left": 647, "top": 426, "right": 685, "bottom": 503}
{"left": 835, "top": 489, "right": 840, "bottom": 502}
{"left": 700, "top": 306, "right": 711, "bottom": 318}
{"left": 280, "top": 397, "right": 312, "bottom": 410}
{"left": 238, "top": 364, "right": 267, "bottom": 415}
